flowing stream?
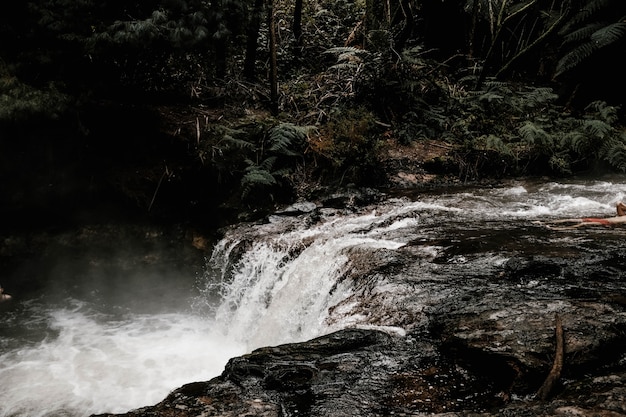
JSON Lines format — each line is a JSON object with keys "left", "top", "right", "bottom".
{"left": 1, "top": 177, "right": 626, "bottom": 417}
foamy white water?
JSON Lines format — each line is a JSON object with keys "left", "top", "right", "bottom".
{"left": 208, "top": 235, "right": 405, "bottom": 350}
{"left": 0, "top": 300, "right": 246, "bottom": 417}
{"left": 2, "top": 177, "right": 626, "bottom": 417}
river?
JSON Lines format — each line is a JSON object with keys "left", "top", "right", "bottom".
{"left": 1, "top": 177, "right": 626, "bottom": 417}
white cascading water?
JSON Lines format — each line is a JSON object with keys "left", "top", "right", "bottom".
{"left": 202, "top": 212, "right": 409, "bottom": 350}
{"left": 0, "top": 302, "right": 246, "bottom": 417}
{"left": 1, "top": 178, "right": 626, "bottom": 417}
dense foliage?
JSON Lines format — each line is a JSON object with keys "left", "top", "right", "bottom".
{"left": 2, "top": 0, "right": 626, "bottom": 222}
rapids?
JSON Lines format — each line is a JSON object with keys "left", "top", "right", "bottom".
{"left": 1, "top": 177, "right": 626, "bottom": 417}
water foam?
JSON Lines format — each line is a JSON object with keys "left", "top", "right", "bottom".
{"left": 3, "top": 178, "right": 626, "bottom": 417}
{"left": 0, "top": 302, "right": 245, "bottom": 417}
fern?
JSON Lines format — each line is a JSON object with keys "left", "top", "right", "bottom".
{"left": 267, "top": 122, "right": 314, "bottom": 156}
{"left": 548, "top": 154, "right": 572, "bottom": 175}
{"left": 260, "top": 156, "right": 278, "bottom": 171}
{"left": 560, "top": 121, "right": 611, "bottom": 155}
{"left": 241, "top": 164, "right": 278, "bottom": 199}
{"left": 0, "top": 78, "right": 69, "bottom": 122}
{"left": 591, "top": 22, "right": 626, "bottom": 46}
{"left": 519, "top": 121, "right": 553, "bottom": 149}
{"left": 220, "top": 129, "right": 255, "bottom": 150}
{"left": 585, "top": 100, "right": 619, "bottom": 124}
{"left": 324, "top": 46, "right": 369, "bottom": 69}
{"left": 582, "top": 119, "right": 612, "bottom": 138}
{"left": 601, "top": 137, "right": 626, "bottom": 171}
{"left": 559, "top": 0, "right": 614, "bottom": 33}
{"left": 559, "top": 101, "right": 623, "bottom": 169}
{"left": 325, "top": 46, "right": 364, "bottom": 56}
{"left": 199, "top": 125, "right": 252, "bottom": 164}
{"left": 555, "top": 0, "right": 626, "bottom": 77}
{"left": 478, "top": 91, "right": 504, "bottom": 103}
{"left": 560, "top": 130, "right": 586, "bottom": 154}
{"left": 238, "top": 122, "right": 315, "bottom": 200}
{"left": 561, "top": 23, "right": 605, "bottom": 45}
{"left": 521, "top": 87, "right": 559, "bottom": 107}
{"left": 484, "top": 135, "right": 514, "bottom": 156}
{"left": 555, "top": 41, "right": 597, "bottom": 76}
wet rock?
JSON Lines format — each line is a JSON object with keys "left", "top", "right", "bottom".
{"left": 316, "top": 187, "right": 384, "bottom": 210}
{"left": 274, "top": 201, "right": 318, "bottom": 216}
{"left": 93, "top": 328, "right": 501, "bottom": 417}
{"left": 91, "top": 198, "right": 626, "bottom": 417}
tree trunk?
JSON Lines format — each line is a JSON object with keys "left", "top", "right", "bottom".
{"left": 215, "top": 38, "right": 227, "bottom": 79}
{"left": 210, "top": 0, "right": 228, "bottom": 79}
{"left": 393, "top": 0, "right": 414, "bottom": 51}
{"left": 267, "top": 0, "right": 279, "bottom": 116}
{"left": 364, "top": 0, "right": 393, "bottom": 51}
{"left": 365, "top": 0, "right": 386, "bottom": 34}
{"left": 243, "top": 0, "right": 265, "bottom": 81}
{"left": 293, "top": 0, "right": 303, "bottom": 48}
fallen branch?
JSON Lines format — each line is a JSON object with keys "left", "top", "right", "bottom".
{"left": 148, "top": 165, "right": 171, "bottom": 213}
{"left": 536, "top": 313, "right": 564, "bottom": 400}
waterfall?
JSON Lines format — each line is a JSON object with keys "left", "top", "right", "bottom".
{"left": 200, "top": 216, "right": 408, "bottom": 350}
{"left": 2, "top": 177, "right": 626, "bottom": 417}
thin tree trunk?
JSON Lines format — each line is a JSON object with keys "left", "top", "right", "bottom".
{"left": 468, "top": 0, "right": 480, "bottom": 58}
{"left": 215, "top": 38, "right": 227, "bottom": 79}
{"left": 365, "top": 0, "right": 386, "bottom": 36}
{"left": 211, "top": 0, "right": 228, "bottom": 79}
{"left": 243, "top": 0, "right": 264, "bottom": 81}
{"left": 293, "top": 0, "right": 303, "bottom": 47}
{"left": 475, "top": 0, "right": 539, "bottom": 88}
{"left": 267, "top": 0, "right": 278, "bottom": 115}
{"left": 495, "top": 3, "right": 568, "bottom": 79}
{"left": 393, "top": 0, "right": 413, "bottom": 51}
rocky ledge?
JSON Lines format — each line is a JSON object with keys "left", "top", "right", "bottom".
{"left": 92, "top": 208, "right": 626, "bottom": 417}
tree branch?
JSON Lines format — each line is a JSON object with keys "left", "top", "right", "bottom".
{"left": 536, "top": 313, "right": 564, "bottom": 400}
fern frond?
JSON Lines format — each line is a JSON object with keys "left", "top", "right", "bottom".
{"left": 330, "top": 62, "right": 360, "bottom": 71}
{"left": 555, "top": 41, "right": 597, "bottom": 76}
{"left": 240, "top": 165, "right": 278, "bottom": 198}
{"left": 478, "top": 92, "right": 504, "bottom": 103}
{"left": 484, "top": 135, "right": 514, "bottom": 156}
{"left": 268, "top": 122, "right": 314, "bottom": 156}
{"left": 260, "top": 156, "right": 277, "bottom": 171}
{"left": 221, "top": 133, "right": 255, "bottom": 150}
{"left": 585, "top": 100, "right": 619, "bottom": 124}
{"left": 582, "top": 119, "right": 612, "bottom": 138}
{"left": 561, "top": 23, "right": 605, "bottom": 45}
{"left": 271, "top": 167, "right": 293, "bottom": 178}
{"left": 519, "top": 121, "right": 553, "bottom": 148}
{"left": 591, "top": 22, "right": 626, "bottom": 47}
{"left": 520, "top": 87, "right": 558, "bottom": 110}
{"left": 484, "top": 80, "right": 511, "bottom": 90}
{"left": 242, "top": 166, "right": 277, "bottom": 185}
{"left": 561, "top": 131, "right": 588, "bottom": 154}
{"left": 548, "top": 154, "right": 572, "bottom": 175}
{"left": 560, "top": 0, "right": 612, "bottom": 33}
{"left": 601, "top": 138, "right": 626, "bottom": 172}
{"left": 324, "top": 46, "right": 364, "bottom": 56}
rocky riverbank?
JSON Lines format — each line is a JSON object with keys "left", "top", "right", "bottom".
{"left": 89, "top": 187, "right": 626, "bottom": 417}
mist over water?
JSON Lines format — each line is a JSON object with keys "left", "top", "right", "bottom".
{"left": 0, "top": 300, "right": 244, "bottom": 416}
{"left": 2, "top": 177, "right": 626, "bottom": 417}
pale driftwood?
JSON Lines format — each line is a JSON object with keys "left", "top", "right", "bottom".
{"left": 535, "top": 215, "right": 626, "bottom": 230}
{"left": 536, "top": 313, "right": 564, "bottom": 400}
{"left": 0, "top": 285, "right": 11, "bottom": 302}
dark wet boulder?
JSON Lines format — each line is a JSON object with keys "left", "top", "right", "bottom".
{"left": 90, "top": 202, "right": 626, "bottom": 417}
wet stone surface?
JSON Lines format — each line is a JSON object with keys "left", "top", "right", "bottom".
{"left": 92, "top": 189, "right": 626, "bottom": 417}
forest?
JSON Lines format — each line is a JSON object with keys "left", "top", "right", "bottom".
{"left": 2, "top": 0, "right": 626, "bottom": 228}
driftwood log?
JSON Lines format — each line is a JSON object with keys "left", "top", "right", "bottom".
{"left": 536, "top": 313, "right": 564, "bottom": 400}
